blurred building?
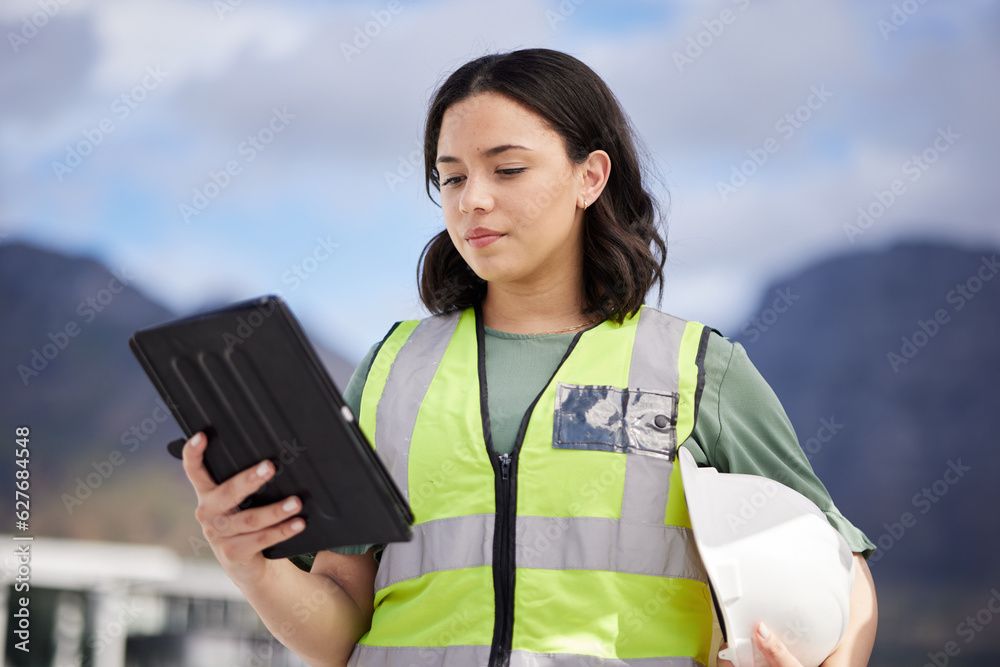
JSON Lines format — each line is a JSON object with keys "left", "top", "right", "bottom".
{"left": 0, "top": 535, "right": 308, "bottom": 667}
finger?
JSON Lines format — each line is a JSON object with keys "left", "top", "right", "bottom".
{"left": 220, "top": 515, "right": 306, "bottom": 560}
{"left": 205, "top": 496, "right": 301, "bottom": 540}
{"left": 209, "top": 457, "right": 275, "bottom": 516}
{"left": 753, "top": 622, "right": 803, "bottom": 667}
{"left": 180, "top": 432, "right": 217, "bottom": 495}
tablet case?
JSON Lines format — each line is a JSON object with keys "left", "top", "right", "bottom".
{"left": 128, "top": 295, "right": 413, "bottom": 559}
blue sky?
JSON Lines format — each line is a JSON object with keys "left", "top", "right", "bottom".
{"left": 2, "top": 0, "right": 998, "bottom": 360}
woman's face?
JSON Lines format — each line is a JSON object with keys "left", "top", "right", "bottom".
{"left": 436, "top": 92, "right": 589, "bottom": 290}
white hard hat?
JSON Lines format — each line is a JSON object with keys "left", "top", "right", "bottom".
{"left": 677, "top": 446, "right": 855, "bottom": 667}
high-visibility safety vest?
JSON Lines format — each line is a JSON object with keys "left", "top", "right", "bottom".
{"left": 347, "top": 302, "right": 716, "bottom": 667}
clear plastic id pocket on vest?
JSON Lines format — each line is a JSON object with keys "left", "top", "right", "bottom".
{"left": 553, "top": 382, "right": 678, "bottom": 459}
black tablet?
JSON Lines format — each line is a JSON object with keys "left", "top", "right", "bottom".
{"left": 128, "top": 294, "right": 413, "bottom": 559}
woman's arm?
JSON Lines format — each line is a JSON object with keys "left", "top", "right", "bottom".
{"left": 238, "top": 549, "right": 377, "bottom": 667}
{"left": 748, "top": 552, "right": 877, "bottom": 667}
{"left": 819, "top": 552, "right": 877, "bottom": 666}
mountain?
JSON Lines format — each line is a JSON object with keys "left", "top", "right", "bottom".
{"left": 726, "top": 240, "right": 1000, "bottom": 664}
{"left": 0, "top": 241, "right": 358, "bottom": 554}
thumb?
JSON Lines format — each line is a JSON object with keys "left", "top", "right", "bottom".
{"left": 754, "top": 622, "right": 803, "bottom": 667}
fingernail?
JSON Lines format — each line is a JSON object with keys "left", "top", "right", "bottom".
{"left": 282, "top": 498, "right": 298, "bottom": 513}
{"left": 256, "top": 461, "right": 271, "bottom": 478}
{"left": 758, "top": 622, "right": 771, "bottom": 640}
{"left": 290, "top": 519, "right": 305, "bottom": 532}
{"left": 190, "top": 433, "right": 203, "bottom": 447}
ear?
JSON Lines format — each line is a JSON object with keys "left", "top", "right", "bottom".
{"left": 577, "top": 149, "right": 611, "bottom": 209}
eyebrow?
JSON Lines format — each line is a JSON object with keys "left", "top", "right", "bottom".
{"left": 436, "top": 144, "right": 532, "bottom": 165}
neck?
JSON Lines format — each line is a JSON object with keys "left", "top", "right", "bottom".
{"left": 480, "top": 273, "right": 593, "bottom": 335}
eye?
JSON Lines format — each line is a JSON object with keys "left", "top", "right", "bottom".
{"left": 441, "top": 167, "right": 524, "bottom": 188}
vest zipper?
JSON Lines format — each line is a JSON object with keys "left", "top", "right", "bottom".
{"left": 475, "top": 301, "right": 593, "bottom": 667}
{"left": 491, "top": 451, "right": 515, "bottom": 667}
{"left": 499, "top": 453, "right": 511, "bottom": 480}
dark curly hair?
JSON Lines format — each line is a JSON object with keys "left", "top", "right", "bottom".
{"left": 417, "top": 47, "right": 668, "bottom": 324}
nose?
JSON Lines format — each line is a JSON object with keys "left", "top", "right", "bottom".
{"left": 458, "top": 173, "right": 494, "bottom": 214}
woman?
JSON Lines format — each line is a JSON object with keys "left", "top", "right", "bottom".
{"left": 181, "top": 48, "right": 877, "bottom": 666}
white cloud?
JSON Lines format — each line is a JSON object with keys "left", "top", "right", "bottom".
{"left": 87, "top": 0, "right": 314, "bottom": 90}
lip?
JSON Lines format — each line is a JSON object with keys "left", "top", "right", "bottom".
{"left": 464, "top": 227, "right": 505, "bottom": 249}
{"left": 464, "top": 226, "right": 504, "bottom": 240}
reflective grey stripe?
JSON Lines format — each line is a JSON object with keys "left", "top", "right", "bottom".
{"left": 374, "top": 514, "right": 494, "bottom": 592}
{"left": 348, "top": 646, "right": 703, "bottom": 667}
{"left": 347, "top": 643, "right": 491, "bottom": 667}
{"left": 620, "top": 453, "right": 674, "bottom": 526}
{"left": 629, "top": 308, "right": 684, "bottom": 391}
{"left": 374, "top": 310, "right": 462, "bottom": 501}
{"left": 621, "top": 309, "right": 687, "bottom": 525}
{"left": 510, "top": 651, "right": 705, "bottom": 666}
{"left": 372, "top": 513, "right": 704, "bottom": 587}
{"left": 515, "top": 516, "right": 706, "bottom": 582}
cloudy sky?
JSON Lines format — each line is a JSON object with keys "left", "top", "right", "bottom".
{"left": 2, "top": 0, "right": 997, "bottom": 360}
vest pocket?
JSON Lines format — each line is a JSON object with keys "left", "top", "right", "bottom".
{"left": 553, "top": 382, "right": 678, "bottom": 459}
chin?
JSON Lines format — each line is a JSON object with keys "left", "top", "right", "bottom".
{"left": 467, "top": 263, "right": 519, "bottom": 285}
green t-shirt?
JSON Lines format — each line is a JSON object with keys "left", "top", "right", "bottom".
{"left": 290, "top": 323, "right": 875, "bottom": 571}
